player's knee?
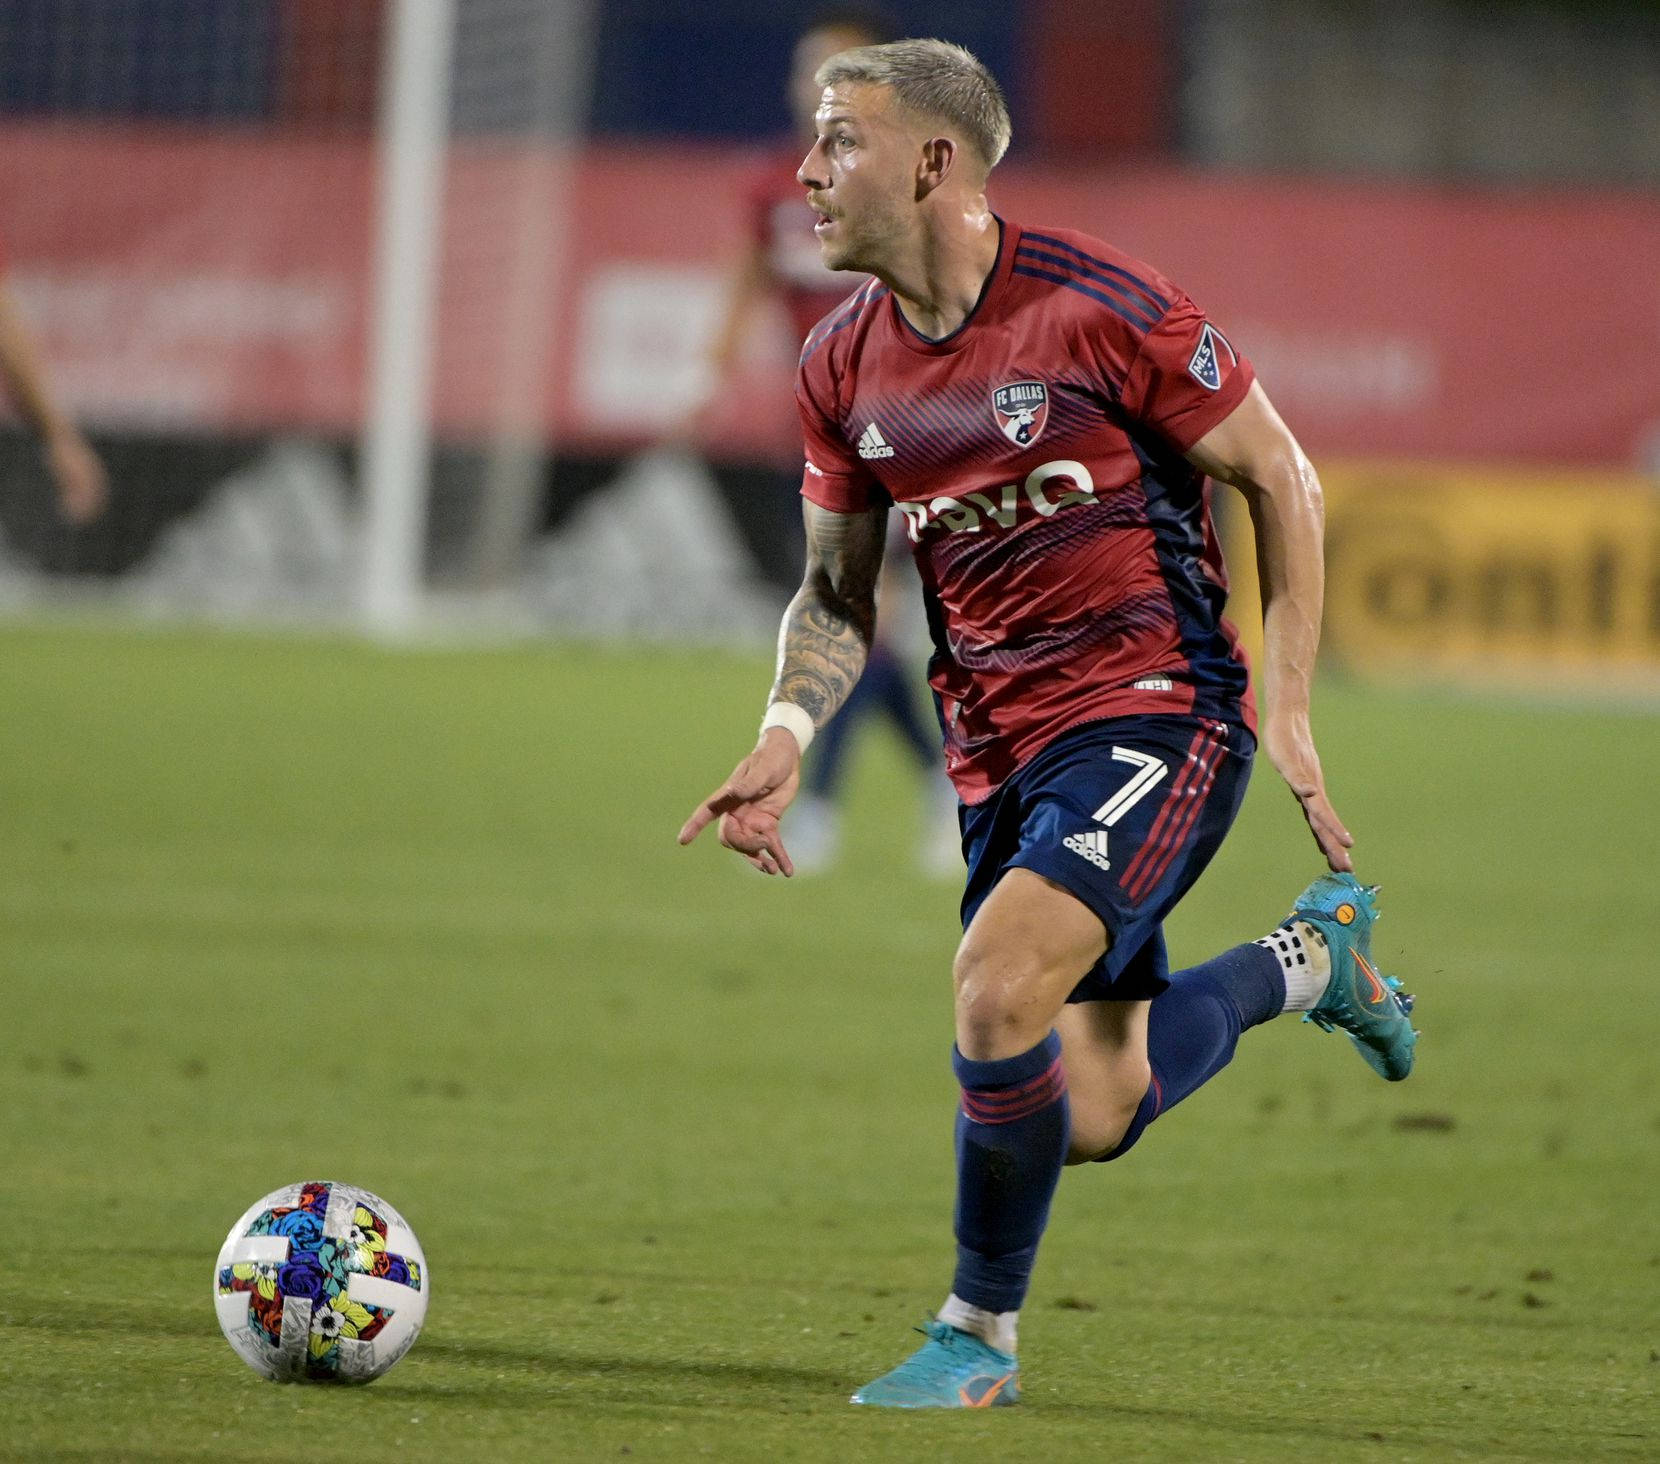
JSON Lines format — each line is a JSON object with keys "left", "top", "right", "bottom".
{"left": 952, "top": 943, "right": 1052, "bottom": 1059}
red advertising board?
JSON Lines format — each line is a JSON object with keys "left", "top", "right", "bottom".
{"left": 2, "top": 123, "right": 1656, "bottom": 467}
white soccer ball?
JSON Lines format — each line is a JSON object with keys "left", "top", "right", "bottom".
{"left": 214, "top": 1180, "right": 429, "bottom": 1384}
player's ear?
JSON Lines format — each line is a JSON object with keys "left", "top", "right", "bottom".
{"left": 914, "top": 135, "right": 955, "bottom": 200}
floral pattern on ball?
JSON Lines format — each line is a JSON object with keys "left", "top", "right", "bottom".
{"left": 216, "top": 1182, "right": 421, "bottom": 1379}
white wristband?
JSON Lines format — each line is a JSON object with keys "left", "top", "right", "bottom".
{"left": 760, "top": 701, "right": 816, "bottom": 754}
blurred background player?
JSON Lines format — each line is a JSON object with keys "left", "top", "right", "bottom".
{"left": 0, "top": 230, "right": 107, "bottom": 524}
{"left": 691, "top": 6, "right": 958, "bottom": 877}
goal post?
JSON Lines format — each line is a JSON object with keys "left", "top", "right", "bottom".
{"left": 0, "top": 1, "right": 673, "bottom": 636}
{"left": 359, "top": 0, "right": 457, "bottom": 636}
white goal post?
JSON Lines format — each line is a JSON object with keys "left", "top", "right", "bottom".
{"left": 359, "top": 0, "right": 458, "bottom": 635}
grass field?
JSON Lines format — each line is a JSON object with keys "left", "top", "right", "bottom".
{"left": 2, "top": 620, "right": 1656, "bottom": 1462}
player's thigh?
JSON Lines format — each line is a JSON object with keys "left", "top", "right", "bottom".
{"left": 1055, "top": 999, "right": 1151, "bottom": 1162}
{"left": 953, "top": 867, "right": 1109, "bottom": 1057}
{"left": 998, "top": 715, "right": 1252, "bottom": 1004}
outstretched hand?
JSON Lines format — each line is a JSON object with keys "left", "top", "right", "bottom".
{"left": 678, "top": 727, "right": 804, "bottom": 876}
{"left": 1262, "top": 706, "right": 1354, "bottom": 873}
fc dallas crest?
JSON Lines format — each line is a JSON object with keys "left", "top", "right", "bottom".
{"left": 992, "top": 380, "right": 1049, "bottom": 447}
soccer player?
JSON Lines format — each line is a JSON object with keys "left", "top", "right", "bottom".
{"left": 691, "top": 7, "right": 958, "bottom": 875}
{"left": 0, "top": 236, "right": 107, "bottom": 523}
{"left": 679, "top": 39, "right": 1416, "bottom": 1408}
{"left": 698, "top": 8, "right": 898, "bottom": 392}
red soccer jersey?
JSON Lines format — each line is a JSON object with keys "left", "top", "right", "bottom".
{"left": 796, "top": 219, "right": 1257, "bottom": 804}
{"left": 745, "top": 150, "right": 870, "bottom": 345}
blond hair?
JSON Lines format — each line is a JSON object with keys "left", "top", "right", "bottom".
{"left": 816, "top": 38, "right": 1011, "bottom": 172}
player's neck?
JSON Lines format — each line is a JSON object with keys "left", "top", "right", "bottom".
{"left": 884, "top": 204, "right": 1000, "bottom": 341}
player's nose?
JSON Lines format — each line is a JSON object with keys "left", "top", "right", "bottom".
{"left": 797, "top": 146, "right": 828, "bottom": 190}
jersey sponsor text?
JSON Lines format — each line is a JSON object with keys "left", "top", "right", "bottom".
{"left": 895, "top": 460, "right": 1097, "bottom": 541}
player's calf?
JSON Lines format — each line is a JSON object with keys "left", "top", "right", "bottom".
{"left": 1054, "top": 1000, "right": 1152, "bottom": 1162}
{"left": 1086, "top": 881, "right": 1413, "bottom": 1164}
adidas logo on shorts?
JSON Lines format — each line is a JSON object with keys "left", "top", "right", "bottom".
{"left": 1063, "top": 829, "right": 1111, "bottom": 871}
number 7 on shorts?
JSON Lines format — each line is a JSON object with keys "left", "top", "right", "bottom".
{"left": 1091, "top": 748, "right": 1168, "bottom": 828}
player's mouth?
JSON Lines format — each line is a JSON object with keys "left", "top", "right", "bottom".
{"left": 808, "top": 198, "right": 840, "bottom": 233}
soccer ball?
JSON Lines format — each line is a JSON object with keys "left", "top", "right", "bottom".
{"left": 214, "top": 1180, "right": 429, "bottom": 1383}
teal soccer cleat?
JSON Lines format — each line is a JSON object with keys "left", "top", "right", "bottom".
{"left": 1292, "top": 873, "right": 1417, "bottom": 1081}
{"left": 850, "top": 1320, "right": 1020, "bottom": 1408}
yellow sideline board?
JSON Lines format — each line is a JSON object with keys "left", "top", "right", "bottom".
{"left": 1219, "top": 463, "right": 1660, "bottom": 697}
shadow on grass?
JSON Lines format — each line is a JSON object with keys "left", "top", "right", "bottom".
{"left": 366, "top": 1362, "right": 1623, "bottom": 1462}
{"left": 1031, "top": 1401, "right": 1619, "bottom": 1463}
{"left": 389, "top": 1334, "right": 847, "bottom": 1406}
{"left": 3, "top": 1299, "right": 210, "bottom": 1342}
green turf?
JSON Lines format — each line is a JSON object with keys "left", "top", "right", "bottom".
{"left": 1, "top": 620, "right": 1656, "bottom": 1462}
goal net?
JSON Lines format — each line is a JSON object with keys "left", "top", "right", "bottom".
{"left": 0, "top": 0, "right": 756, "bottom": 637}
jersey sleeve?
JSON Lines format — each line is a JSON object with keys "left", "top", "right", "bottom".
{"left": 795, "top": 363, "right": 883, "bottom": 512}
{"left": 1120, "top": 295, "right": 1254, "bottom": 452}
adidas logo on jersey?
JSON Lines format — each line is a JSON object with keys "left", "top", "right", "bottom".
{"left": 857, "top": 422, "right": 895, "bottom": 459}
{"left": 1063, "top": 829, "right": 1111, "bottom": 871}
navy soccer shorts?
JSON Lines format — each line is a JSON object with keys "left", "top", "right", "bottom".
{"left": 959, "top": 714, "right": 1255, "bottom": 1002}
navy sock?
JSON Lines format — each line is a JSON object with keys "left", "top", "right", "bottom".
{"left": 1100, "top": 943, "right": 1284, "bottom": 1163}
{"left": 950, "top": 1030, "right": 1069, "bottom": 1314}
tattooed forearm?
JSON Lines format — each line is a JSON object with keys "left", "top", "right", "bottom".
{"left": 769, "top": 503, "right": 887, "bottom": 728}
{"left": 774, "top": 594, "right": 871, "bottom": 726}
